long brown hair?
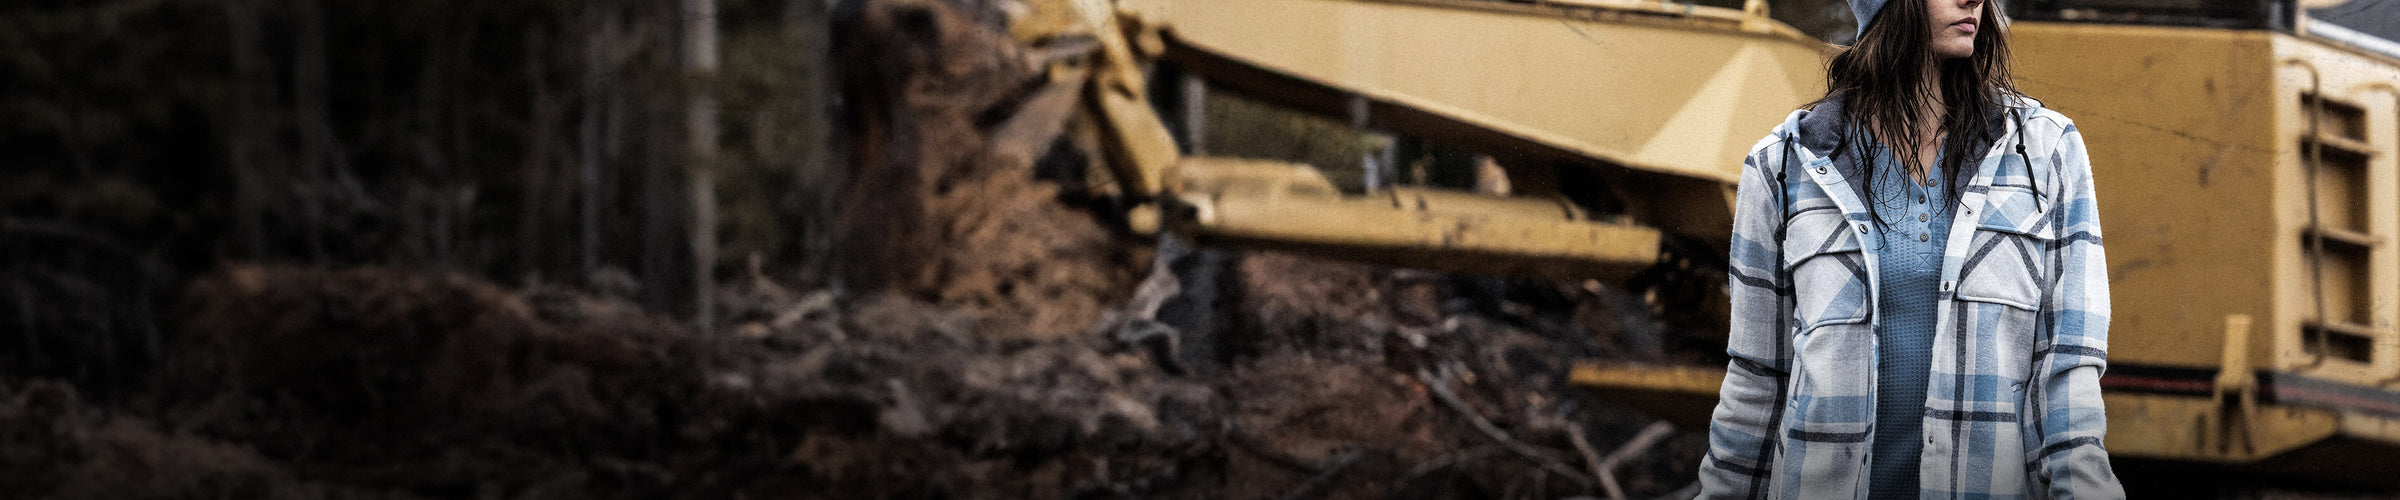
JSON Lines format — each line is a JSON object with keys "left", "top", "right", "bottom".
{"left": 1814, "top": 0, "right": 2022, "bottom": 219}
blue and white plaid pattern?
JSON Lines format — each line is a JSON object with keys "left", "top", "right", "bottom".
{"left": 1698, "top": 100, "right": 2125, "bottom": 500}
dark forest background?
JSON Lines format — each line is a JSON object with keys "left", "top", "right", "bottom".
{"left": 1, "top": 0, "right": 836, "bottom": 393}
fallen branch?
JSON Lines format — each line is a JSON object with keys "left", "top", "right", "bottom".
{"left": 1567, "top": 425, "right": 1610, "bottom": 496}
{"left": 1394, "top": 445, "right": 1503, "bottom": 487}
{"left": 1592, "top": 421, "right": 1676, "bottom": 500}
{"left": 1417, "top": 366, "right": 1596, "bottom": 488}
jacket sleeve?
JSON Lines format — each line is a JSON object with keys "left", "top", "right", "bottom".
{"left": 2029, "top": 123, "right": 2126, "bottom": 500}
{"left": 1698, "top": 141, "right": 1795, "bottom": 500}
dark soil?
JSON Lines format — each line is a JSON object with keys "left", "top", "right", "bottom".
{"left": 0, "top": 255, "right": 1700, "bottom": 499}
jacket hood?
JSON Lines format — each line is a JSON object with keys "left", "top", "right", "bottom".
{"left": 1788, "top": 92, "right": 2021, "bottom": 187}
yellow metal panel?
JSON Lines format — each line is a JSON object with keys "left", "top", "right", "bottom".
{"left": 2012, "top": 22, "right": 2282, "bottom": 371}
{"left": 1383, "top": 187, "right": 1591, "bottom": 221}
{"left": 1169, "top": 170, "right": 1664, "bottom": 279}
{"left": 2103, "top": 392, "right": 2339, "bottom": 462}
{"left": 2336, "top": 410, "right": 2400, "bottom": 444}
{"left": 2248, "top": 404, "right": 2345, "bottom": 460}
{"left": 1166, "top": 157, "right": 1340, "bottom": 199}
{"left": 1119, "top": 0, "right": 1829, "bottom": 184}
{"left": 1567, "top": 362, "right": 1726, "bottom": 428}
{"left": 2269, "top": 34, "right": 2400, "bottom": 385}
{"left": 2103, "top": 393, "right": 2219, "bottom": 461}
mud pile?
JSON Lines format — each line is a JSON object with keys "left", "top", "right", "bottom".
{"left": 829, "top": 0, "right": 1146, "bottom": 342}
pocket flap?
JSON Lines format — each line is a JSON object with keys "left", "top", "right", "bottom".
{"left": 1955, "top": 268, "right": 2042, "bottom": 311}
{"left": 1782, "top": 208, "right": 1865, "bottom": 271}
{"left": 1955, "top": 216, "right": 2048, "bottom": 312}
{"left": 1972, "top": 186, "right": 2057, "bottom": 240}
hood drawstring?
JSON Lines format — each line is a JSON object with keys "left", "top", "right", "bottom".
{"left": 2014, "top": 108, "right": 2045, "bottom": 214}
{"left": 1777, "top": 129, "right": 1794, "bottom": 243}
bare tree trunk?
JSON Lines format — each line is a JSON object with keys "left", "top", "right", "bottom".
{"left": 416, "top": 28, "right": 453, "bottom": 265}
{"left": 683, "top": 0, "right": 719, "bottom": 332}
{"left": 223, "top": 0, "right": 268, "bottom": 260}
{"left": 294, "top": 0, "right": 332, "bottom": 262}
{"left": 793, "top": 0, "right": 835, "bottom": 287}
{"left": 521, "top": 28, "right": 560, "bottom": 280}
{"left": 579, "top": 8, "right": 608, "bottom": 282}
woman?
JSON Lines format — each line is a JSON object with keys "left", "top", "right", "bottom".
{"left": 1695, "top": 0, "right": 2124, "bottom": 497}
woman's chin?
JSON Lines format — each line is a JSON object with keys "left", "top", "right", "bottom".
{"left": 1933, "top": 43, "right": 1976, "bottom": 59}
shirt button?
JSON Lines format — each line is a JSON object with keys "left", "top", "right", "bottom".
{"left": 1918, "top": 197, "right": 1927, "bottom": 203}
{"left": 1919, "top": 234, "right": 1929, "bottom": 242}
{"left": 1817, "top": 167, "right": 1827, "bottom": 174}
{"left": 1919, "top": 214, "right": 1929, "bottom": 222}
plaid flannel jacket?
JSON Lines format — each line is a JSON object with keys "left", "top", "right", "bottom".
{"left": 1698, "top": 98, "right": 2125, "bottom": 500}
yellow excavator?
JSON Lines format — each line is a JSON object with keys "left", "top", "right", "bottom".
{"left": 1010, "top": 0, "right": 2400, "bottom": 489}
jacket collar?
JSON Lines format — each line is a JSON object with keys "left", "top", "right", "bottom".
{"left": 1774, "top": 94, "right": 2034, "bottom": 305}
{"left": 1789, "top": 92, "right": 2008, "bottom": 190}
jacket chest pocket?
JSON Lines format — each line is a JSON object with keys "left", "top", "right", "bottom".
{"left": 1955, "top": 186, "right": 2056, "bottom": 310}
{"left": 1953, "top": 186, "right": 2056, "bottom": 380}
{"left": 1782, "top": 206, "right": 1872, "bottom": 331}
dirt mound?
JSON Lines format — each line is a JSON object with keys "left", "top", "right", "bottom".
{"left": 831, "top": 0, "right": 1145, "bottom": 342}
{"left": 171, "top": 266, "right": 680, "bottom": 426}
{"left": 151, "top": 266, "right": 711, "bottom": 497}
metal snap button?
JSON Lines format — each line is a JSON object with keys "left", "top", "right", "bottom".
{"left": 1918, "top": 234, "right": 1928, "bottom": 242}
{"left": 1919, "top": 214, "right": 1928, "bottom": 222}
